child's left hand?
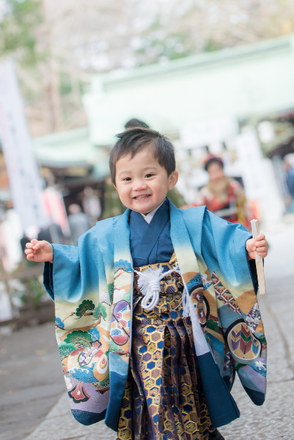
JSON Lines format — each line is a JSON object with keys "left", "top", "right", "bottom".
{"left": 246, "top": 234, "right": 268, "bottom": 260}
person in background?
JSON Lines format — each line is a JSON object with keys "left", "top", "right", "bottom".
{"left": 102, "top": 176, "right": 126, "bottom": 219}
{"left": 195, "top": 156, "right": 253, "bottom": 230}
{"left": 82, "top": 187, "right": 102, "bottom": 226}
{"left": 67, "top": 204, "right": 91, "bottom": 245}
{"left": 284, "top": 159, "right": 294, "bottom": 213}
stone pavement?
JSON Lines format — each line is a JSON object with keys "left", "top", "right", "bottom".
{"left": 0, "top": 323, "right": 65, "bottom": 440}
{"left": 4, "top": 220, "right": 294, "bottom": 440}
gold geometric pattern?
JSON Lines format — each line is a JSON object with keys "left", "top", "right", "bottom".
{"left": 117, "top": 257, "right": 215, "bottom": 440}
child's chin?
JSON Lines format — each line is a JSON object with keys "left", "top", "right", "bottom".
{"left": 133, "top": 206, "right": 153, "bottom": 215}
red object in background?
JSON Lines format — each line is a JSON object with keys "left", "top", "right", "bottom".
{"left": 42, "top": 188, "right": 71, "bottom": 237}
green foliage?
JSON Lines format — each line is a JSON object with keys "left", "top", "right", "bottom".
{"left": 58, "top": 342, "right": 76, "bottom": 360}
{"left": 0, "top": 0, "right": 44, "bottom": 66}
{"left": 203, "top": 39, "right": 223, "bottom": 53}
{"left": 136, "top": 31, "right": 191, "bottom": 65}
{"left": 135, "top": 9, "right": 232, "bottom": 66}
{"left": 75, "top": 299, "right": 95, "bottom": 317}
{"left": 12, "top": 276, "right": 47, "bottom": 306}
{"left": 59, "top": 72, "right": 72, "bottom": 95}
{"left": 64, "top": 330, "right": 93, "bottom": 347}
{"left": 135, "top": 13, "right": 193, "bottom": 65}
{"left": 93, "top": 303, "right": 107, "bottom": 320}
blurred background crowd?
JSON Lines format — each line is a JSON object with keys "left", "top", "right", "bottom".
{"left": 1, "top": 0, "right": 294, "bottom": 324}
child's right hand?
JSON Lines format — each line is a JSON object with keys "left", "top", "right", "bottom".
{"left": 25, "top": 239, "right": 53, "bottom": 263}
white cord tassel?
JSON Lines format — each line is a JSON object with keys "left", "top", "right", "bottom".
{"left": 137, "top": 267, "right": 163, "bottom": 311}
{"left": 136, "top": 267, "right": 177, "bottom": 311}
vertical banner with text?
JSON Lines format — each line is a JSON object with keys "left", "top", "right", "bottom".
{"left": 0, "top": 60, "right": 49, "bottom": 232}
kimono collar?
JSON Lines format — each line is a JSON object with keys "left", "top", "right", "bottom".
{"left": 130, "top": 198, "right": 169, "bottom": 231}
{"left": 111, "top": 200, "right": 201, "bottom": 289}
{"left": 169, "top": 202, "right": 201, "bottom": 282}
{"left": 139, "top": 199, "right": 166, "bottom": 223}
{"left": 129, "top": 199, "right": 172, "bottom": 267}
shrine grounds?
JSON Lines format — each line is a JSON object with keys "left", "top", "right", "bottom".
{"left": 1, "top": 218, "right": 294, "bottom": 440}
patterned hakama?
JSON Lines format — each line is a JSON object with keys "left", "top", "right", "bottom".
{"left": 117, "top": 256, "right": 215, "bottom": 440}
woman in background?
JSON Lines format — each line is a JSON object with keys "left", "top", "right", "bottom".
{"left": 195, "top": 156, "right": 253, "bottom": 230}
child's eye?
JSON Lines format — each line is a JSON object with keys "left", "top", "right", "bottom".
{"left": 123, "top": 177, "right": 131, "bottom": 182}
{"left": 145, "top": 173, "right": 154, "bottom": 178}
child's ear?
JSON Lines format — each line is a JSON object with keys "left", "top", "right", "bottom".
{"left": 168, "top": 170, "right": 179, "bottom": 190}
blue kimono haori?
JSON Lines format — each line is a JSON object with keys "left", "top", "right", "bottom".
{"left": 44, "top": 199, "right": 267, "bottom": 439}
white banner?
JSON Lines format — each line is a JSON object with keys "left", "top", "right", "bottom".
{"left": 0, "top": 60, "right": 49, "bottom": 232}
{"left": 235, "top": 130, "right": 266, "bottom": 201}
{"left": 180, "top": 116, "right": 239, "bottom": 149}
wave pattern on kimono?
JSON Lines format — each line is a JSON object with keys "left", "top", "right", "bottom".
{"left": 43, "top": 200, "right": 267, "bottom": 430}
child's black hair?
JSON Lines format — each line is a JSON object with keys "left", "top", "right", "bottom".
{"left": 124, "top": 118, "right": 150, "bottom": 129}
{"left": 109, "top": 127, "right": 176, "bottom": 184}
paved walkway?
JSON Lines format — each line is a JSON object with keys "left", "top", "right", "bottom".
{"left": 2, "top": 219, "right": 294, "bottom": 440}
{"left": 0, "top": 323, "right": 65, "bottom": 440}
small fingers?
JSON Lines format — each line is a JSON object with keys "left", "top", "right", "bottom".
{"left": 246, "top": 238, "right": 256, "bottom": 251}
{"left": 255, "top": 239, "right": 267, "bottom": 248}
{"left": 25, "top": 249, "right": 35, "bottom": 255}
{"left": 31, "top": 240, "right": 44, "bottom": 250}
{"left": 256, "top": 247, "right": 267, "bottom": 255}
{"left": 255, "top": 237, "right": 268, "bottom": 258}
{"left": 26, "top": 252, "right": 35, "bottom": 260}
{"left": 255, "top": 233, "right": 265, "bottom": 242}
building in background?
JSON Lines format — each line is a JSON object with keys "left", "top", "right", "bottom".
{"left": 80, "top": 33, "right": 294, "bottom": 224}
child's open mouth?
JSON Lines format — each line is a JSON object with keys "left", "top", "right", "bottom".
{"left": 134, "top": 195, "right": 151, "bottom": 200}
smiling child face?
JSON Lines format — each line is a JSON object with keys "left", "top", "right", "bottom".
{"left": 114, "top": 146, "right": 178, "bottom": 214}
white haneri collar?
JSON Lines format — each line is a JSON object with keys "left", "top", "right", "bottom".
{"left": 139, "top": 199, "right": 165, "bottom": 224}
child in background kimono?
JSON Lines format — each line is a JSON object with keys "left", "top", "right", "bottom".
{"left": 25, "top": 128, "right": 268, "bottom": 440}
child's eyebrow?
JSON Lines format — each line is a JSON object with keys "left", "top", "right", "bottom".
{"left": 143, "top": 166, "right": 158, "bottom": 171}
{"left": 117, "top": 166, "right": 158, "bottom": 177}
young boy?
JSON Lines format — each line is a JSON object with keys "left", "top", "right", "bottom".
{"left": 26, "top": 128, "right": 268, "bottom": 440}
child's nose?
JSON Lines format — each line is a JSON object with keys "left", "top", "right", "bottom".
{"left": 133, "top": 180, "right": 147, "bottom": 191}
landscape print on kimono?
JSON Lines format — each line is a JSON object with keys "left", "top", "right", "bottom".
{"left": 211, "top": 271, "right": 267, "bottom": 402}
{"left": 54, "top": 288, "right": 115, "bottom": 412}
{"left": 53, "top": 257, "right": 133, "bottom": 415}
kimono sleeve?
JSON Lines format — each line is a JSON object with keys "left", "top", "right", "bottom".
{"left": 43, "top": 227, "right": 102, "bottom": 304}
{"left": 43, "top": 244, "right": 80, "bottom": 301}
{"left": 42, "top": 220, "right": 115, "bottom": 426}
{"left": 201, "top": 209, "right": 267, "bottom": 406}
{"left": 201, "top": 209, "right": 257, "bottom": 293}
